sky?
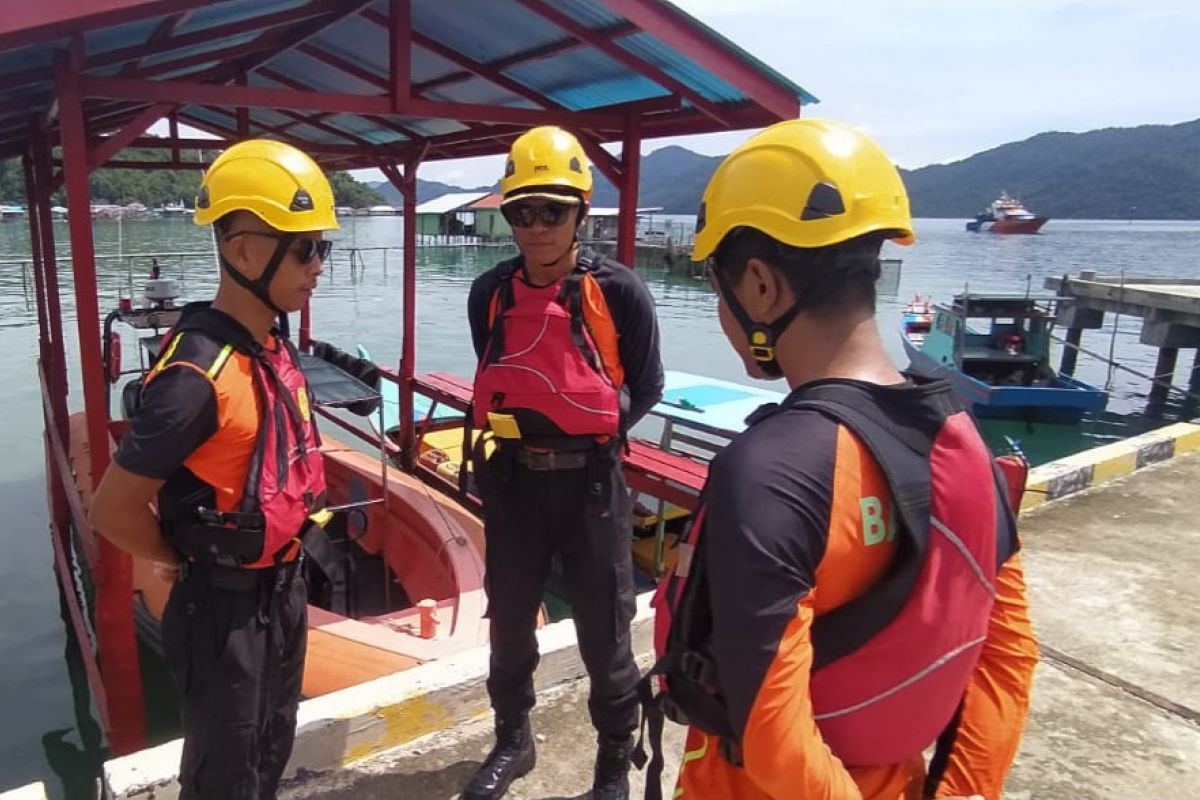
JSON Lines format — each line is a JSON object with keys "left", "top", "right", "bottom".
{"left": 406, "top": 0, "right": 1200, "bottom": 189}
{"left": 154, "top": 1, "right": 1200, "bottom": 190}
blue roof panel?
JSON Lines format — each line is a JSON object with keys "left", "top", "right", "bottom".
{"left": 305, "top": 15, "right": 393, "bottom": 80}
{"left": 140, "top": 31, "right": 261, "bottom": 68}
{"left": 175, "top": 0, "right": 306, "bottom": 36}
{"left": 325, "top": 114, "right": 409, "bottom": 146}
{"left": 617, "top": 32, "right": 743, "bottom": 104}
{"left": 422, "top": 77, "right": 540, "bottom": 109}
{"left": 266, "top": 50, "right": 384, "bottom": 96}
{"left": 410, "top": 0, "right": 563, "bottom": 65}
{"left": 506, "top": 49, "right": 667, "bottom": 111}
{"left": 551, "top": 0, "right": 626, "bottom": 31}
{"left": 84, "top": 19, "right": 159, "bottom": 59}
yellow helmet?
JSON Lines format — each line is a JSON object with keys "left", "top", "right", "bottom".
{"left": 501, "top": 126, "right": 592, "bottom": 202}
{"left": 194, "top": 139, "right": 339, "bottom": 231}
{"left": 692, "top": 118, "right": 913, "bottom": 261}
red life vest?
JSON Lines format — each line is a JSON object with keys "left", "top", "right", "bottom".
{"left": 152, "top": 307, "right": 326, "bottom": 569}
{"left": 473, "top": 256, "right": 624, "bottom": 441}
{"left": 638, "top": 380, "right": 1025, "bottom": 794}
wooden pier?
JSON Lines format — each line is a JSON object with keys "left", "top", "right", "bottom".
{"left": 1046, "top": 271, "right": 1200, "bottom": 408}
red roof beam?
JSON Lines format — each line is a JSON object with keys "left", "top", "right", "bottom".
{"left": 596, "top": 0, "right": 800, "bottom": 122}
{"left": 516, "top": 0, "right": 729, "bottom": 127}
{"left": 90, "top": 102, "right": 175, "bottom": 168}
{"left": 295, "top": 44, "right": 389, "bottom": 91}
{"left": 0, "top": 0, "right": 207, "bottom": 52}
{"left": 121, "top": 10, "right": 194, "bottom": 75}
{"left": 390, "top": 0, "right": 411, "bottom": 112}
{"left": 85, "top": 0, "right": 358, "bottom": 71}
{"left": 55, "top": 159, "right": 207, "bottom": 171}
{"left": 255, "top": 66, "right": 425, "bottom": 145}
{"left": 81, "top": 75, "right": 627, "bottom": 129}
{"left": 178, "top": 110, "right": 409, "bottom": 160}
{"left": 227, "top": 0, "right": 378, "bottom": 87}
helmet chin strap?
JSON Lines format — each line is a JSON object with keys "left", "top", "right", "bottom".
{"left": 710, "top": 265, "right": 802, "bottom": 380}
{"left": 538, "top": 205, "right": 587, "bottom": 268}
{"left": 219, "top": 234, "right": 292, "bottom": 316}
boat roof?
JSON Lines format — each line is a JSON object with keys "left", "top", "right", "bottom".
{"left": 948, "top": 294, "right": 1059, "bottom": 317}
{"left": 0, "top": 0, "right": 818, "bottom": 168}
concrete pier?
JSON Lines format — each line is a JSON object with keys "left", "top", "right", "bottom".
{"left": 1047, "top": 273, "right": 1200, "bottom": 407}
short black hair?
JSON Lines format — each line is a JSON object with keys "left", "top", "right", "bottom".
{"left": 712, "top": 227, "right": 886, "bottom": 315}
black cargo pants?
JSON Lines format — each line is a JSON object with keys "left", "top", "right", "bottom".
{"left": 162, "top": 560, "right": 308, "bottom": 800}
{"left": 478, "top": 443, "right": 640, "bottom": 739}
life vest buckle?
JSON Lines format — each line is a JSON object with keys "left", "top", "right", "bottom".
{"left": 660, "top": 693, "right": 690, "bottom": 726}
{"left": 679, "top": 649, "right": 716, "bottom": 686}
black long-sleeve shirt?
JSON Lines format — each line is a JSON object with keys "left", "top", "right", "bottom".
{"left": 467, "top": 248, "right": 664, "bottom": 427}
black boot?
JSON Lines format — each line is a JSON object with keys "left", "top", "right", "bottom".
{"left": 591, "top": 734, "right": 634, "bottom": 800}
{"left": 462, "top": 716, "right": 536, "bottom": 800}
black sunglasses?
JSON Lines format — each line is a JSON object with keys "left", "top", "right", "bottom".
{"left": 501, "top": 201, "right": 575, "bottom": 228}
{"left": 224, "top": 230, "right": 332, "bottom": 265}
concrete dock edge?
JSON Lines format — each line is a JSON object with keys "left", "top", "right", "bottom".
{"left": 104, "top": 595, "right": 655, "bottom": 799}
{"left": 0, "top": 783, "right": 48, "bottom": 800}
{"left": 1020, "top": 420, "right": 1199, "bottom": 512}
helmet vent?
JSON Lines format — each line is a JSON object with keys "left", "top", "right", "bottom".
{"left": 196, "top": 186, "right": 210, "bottom": 209}
{"left": 505, "top": 159, "right": 516, "bottom": 177}
{"left": 568, "top": 156, "right": 582, "bottom": 174}
{"left": 290, "top": 188, "right": 314, "bottom": 212}
{"left": 695, "top": 202, "right": 707, "bottom": 233}
{"left": 800, "top": 181, "right": 845, "bottom": 220}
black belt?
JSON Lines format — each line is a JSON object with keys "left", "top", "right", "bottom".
{"left": 181, "top": 556, "right": 304, "bottom": 592}
{"left": 513, "top": 447, "right": 590, "bottom": 471}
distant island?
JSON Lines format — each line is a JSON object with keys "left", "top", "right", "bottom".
{"left": 3, "top": 117, "right": 1198, "bottom": 220}
{"left": 373, "top": 117, "right": 1200, "bottom": 220}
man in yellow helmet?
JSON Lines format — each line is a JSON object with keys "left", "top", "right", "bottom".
{"left": 90, "top": 139, "right": 337, "bottom": 799}
{"left": 463, "top": 126, "right": 663, "bottom": 800}
{"left": 639, "top": 119, "right": 1038, "bottom": 800}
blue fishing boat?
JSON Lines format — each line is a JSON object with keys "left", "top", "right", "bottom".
{"left": 901, "top": 294, "right": 1107, "bottom": 424}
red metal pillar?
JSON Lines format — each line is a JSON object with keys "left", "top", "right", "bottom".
{"left": 56, "top": 56, "right": 147, "bottom": 754}
{"left": 32, "top": 126, "right": 69, "bottom": 434}
{"left": 616, "top": 116, "right": 641, "bottom": 267}
{"left": 235, "top": 73, "right": 249, "bottom": 138}
{"left": 398, "top": 155, "right": 420, "bottom": 468}
{"left": 22, "top": 153, "right": 51, "bottom": 366}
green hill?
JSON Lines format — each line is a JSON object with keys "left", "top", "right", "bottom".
{"left": 901, "top": 118, "right": 1200, "bottom": 219}
{"left": 397, "top": 118, "right": 1200, "bottom": 220}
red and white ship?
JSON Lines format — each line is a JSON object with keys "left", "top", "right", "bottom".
{"left": 966, "top": 192, "right": 1048, "bottom": 233}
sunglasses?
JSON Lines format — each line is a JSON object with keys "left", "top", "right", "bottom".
{"left": 224, "top": 230, "right": 333, "bottom": 265}
{"left": 501, "top": 201, "right": 575, "bottom": 228}
{"left": 704, "top": 260, "right": 724, "bottom": 295}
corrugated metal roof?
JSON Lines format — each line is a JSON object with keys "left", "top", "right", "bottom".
{"left": 0, "top": 0, "right": 817, "bottom": 166}
{"left": 469, "top": 194, "right": 505, "bottom": 209}
{"left": 416, "top": 192, "right": 491, "bottom": 214}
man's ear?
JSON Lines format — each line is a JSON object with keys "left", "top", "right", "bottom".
{"left": 742, "top": 257, "right": 789, "bottom": 321}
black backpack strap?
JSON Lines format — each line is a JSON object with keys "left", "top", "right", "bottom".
{"left": 556, "top": 263, "right": 601, "bottom": 371}
{"left": 482, "top": 260, "right": 519, "bottom": 367}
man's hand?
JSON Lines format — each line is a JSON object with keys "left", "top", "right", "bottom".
{"left": 152, "top": 561, "right": 181, "bottom": 583}
{"left": 90, "top": 461, "right": 178, "bottom": 565}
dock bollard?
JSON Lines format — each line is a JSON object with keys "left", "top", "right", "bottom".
{"left": 417, "top": 598, "right": 438, "bottom": 639}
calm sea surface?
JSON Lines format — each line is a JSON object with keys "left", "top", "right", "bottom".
{"left": 0, "top": 216, "right": 1196, "bottom": 796}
